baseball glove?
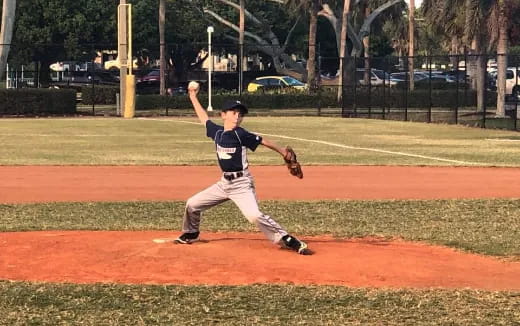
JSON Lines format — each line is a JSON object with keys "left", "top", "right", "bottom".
{"left": 284, "top": 146, "right": 303, "bottom": 179}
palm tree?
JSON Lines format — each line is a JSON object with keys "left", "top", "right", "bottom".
{"left": 159, "top": 0, "right": 166, "bottom": 95}
{"left": 338, "top": 0, "right": 352, "bottom": 103}
{"left": 307, "top": 0, "right": 319, "bottom": 90}
{"left": 361, "top": 4, "right": 371, "bottom": 85}
{"left": 421, "top": 0, "right": 466, "bottom": 62}
{"left": 0, "top": 0, "right": 17, "bottom": 82}
{"left": 489, "top": 0, "right": 520, "bottom": 117}
{"left": 493, "top": 0, "right": 508, "bottom": 116}
{"left": 285, "top": 0, "right": 320, "bottom": 91}
{"left": 422, "top": 0, "right": 490, "bottom": 112}
{"left": 408, "top": 0, "right": 415, "bottom": 91}
{"left": 352, "top": 0, "right": 402, "bottom": 84}
{"left": 239, "top": 0, "right": 244, "bottom": 94}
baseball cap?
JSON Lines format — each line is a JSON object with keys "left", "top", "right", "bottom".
{"left": 222, "top": 100, "right": 248, "bottom": 115}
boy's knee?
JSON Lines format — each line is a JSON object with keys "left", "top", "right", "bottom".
{"left": 246, "top": 215, "right": 259, "bottom": 224}
{"left": 186, "top": 197, "right": 201, "bottom": 212}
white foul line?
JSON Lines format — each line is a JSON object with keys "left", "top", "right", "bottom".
{"left": 486, "top": 138, "right": 520, "bottom": 142}
{"left": 257, "top": 132, "right": 479, "bottom": 165}
{"left": 141, "top": 118, "right": 481, "bottom": 165}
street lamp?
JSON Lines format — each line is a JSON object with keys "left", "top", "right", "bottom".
{"left": 207, "top": 26, "right": 214, "bottom": 112}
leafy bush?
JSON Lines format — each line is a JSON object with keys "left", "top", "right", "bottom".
{"left": 0, "top": 89, "right": 76, "bottom": 115}
{"left": 82, "top": 86, "right": 119, "bottom": 105}
{"left": 133, "top": 88, "right": 496, "bottom": 111}
{"left": 344, "top": 88, "right": 496, "bottom": 108}
{"left": 135, "top": 92, "right": 337, "bottom": 111}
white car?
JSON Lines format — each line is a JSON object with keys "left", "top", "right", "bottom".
{"left": 104, "top": 57, "right": 139, "bottom": 70}
{"left": 356, "top": 69, "right": 393, "bottom": 86}
{"left": 489, "top": 67, "right": 520, "bottom": 98}
{"left": 505, "top": 68, "right": 519, "bottom": 98}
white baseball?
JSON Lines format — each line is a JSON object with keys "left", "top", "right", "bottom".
{"left": 188, "top": 81, "right": 200, "bottom": 91}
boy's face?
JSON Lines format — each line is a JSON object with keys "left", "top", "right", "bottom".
{"left": 221, "top": 109, "right": 244, "bottom": 127}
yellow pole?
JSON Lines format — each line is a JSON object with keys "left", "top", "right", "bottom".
{"left": 124, "top": 74, "right": 135, "bottom": 118}
{"left": 128, "top": 4, "right": 133, "bottom": 76}
{"left": 117, "top": 1, "right": 127, "bottom": 116}
{"left": 119, "top": 4, "right": 135, "bottom": 118}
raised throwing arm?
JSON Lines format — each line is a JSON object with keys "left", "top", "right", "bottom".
{"left": 188, "top": 82, "right": 209, "bottom": 125}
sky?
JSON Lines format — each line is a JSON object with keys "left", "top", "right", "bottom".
{"left": 406, "top": 0, "right": 423, "bottom": 8}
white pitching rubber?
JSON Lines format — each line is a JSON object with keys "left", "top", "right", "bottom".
{"left": 152, "top": 238, "right": 173, "bottom": 244}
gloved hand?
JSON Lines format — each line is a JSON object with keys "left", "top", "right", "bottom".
{"left": 284, "top": 146, "right": 303, "bottom": 179}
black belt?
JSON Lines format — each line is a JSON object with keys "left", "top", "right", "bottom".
{"left": 223, "top": 171, "right": 244, "bottom": 181}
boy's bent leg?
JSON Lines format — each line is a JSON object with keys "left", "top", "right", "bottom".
{"left": 229, "top": 180, "right": 287, "bottom": 244}
{"left": 182, "top": 182, "right": 228, "bottom": 233}
{"left": 229, "top": 178, "right": 313, "bottom": 254}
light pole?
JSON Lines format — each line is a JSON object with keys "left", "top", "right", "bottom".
{"left": 207, "top": 26, "right": 214, "bottom": 112}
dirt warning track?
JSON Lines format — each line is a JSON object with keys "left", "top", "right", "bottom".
{"left": 1, "top": 165, "right": 519, "bottom": 203}
{"left": 1, "top": 165, "right": 519, "bottom": 290}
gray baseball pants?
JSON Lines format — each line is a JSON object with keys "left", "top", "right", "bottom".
{"left": 181, "top": 169, "right": 288, "bottom": 244}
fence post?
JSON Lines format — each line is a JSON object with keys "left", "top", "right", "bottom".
{"left": 353, "top": 56, "right": 357, "bottom": 117}
{"left": 91, "top": 73, "right": 95, "bottom": 116}
{"left": 428, "top": 56, "right": 432, "bottom": 123}
{"left": 382, "top": 57, "right": 386, "bottom": 120}
{"left": 455, "top": 56, "right": 459, "bottom": 125}
{"left": 515, "top": 65, "right": 519, "bottom": 131}
{"left": 404, "top": 55, "right": 408, "bottom": 121}
{"left": 116, "top": 93, "right": 121, "bottom": 116}
{"left": 317, "top": 54, "right": 322, "bottom": 116}
{"left": 367, "top": 58, "right": 372, "bottom": 119}
{"left": 36, "top": 61, "right": 40, "bottom": 88}
{"left": 341, "top": 56, "right": 346, "bottom": 118}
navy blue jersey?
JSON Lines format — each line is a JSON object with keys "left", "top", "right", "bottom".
{"left": 206, "top": 120, "right": 263, "bottom": 172}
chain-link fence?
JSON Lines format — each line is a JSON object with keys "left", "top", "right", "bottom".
{"left": 335, "top": 54, "right": 519, "bottom": 130}
{"left": 1, "top": 43, "right": 519, "bottom": 130}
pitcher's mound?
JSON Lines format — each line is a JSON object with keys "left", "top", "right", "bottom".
{"left": 1, "top": 231, "right": 519, "bottom": 290}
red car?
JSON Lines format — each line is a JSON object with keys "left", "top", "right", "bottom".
{"left": 137, "top": 69, "right": 160, "bottom": 83}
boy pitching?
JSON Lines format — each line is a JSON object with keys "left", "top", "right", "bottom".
{"left": 175, "top": 81, "right": 312, "bottom": 255}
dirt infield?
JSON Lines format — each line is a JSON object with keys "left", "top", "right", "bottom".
{"left": 1, "top": 165, "right": 520, "bottom": 203}
{"left": 2, "top": 231, "right": 520, "bottom": 290}
{"left": 1, "top": 165, "right": 520, "bottom": 290}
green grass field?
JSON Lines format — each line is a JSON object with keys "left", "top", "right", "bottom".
{"left": 1, "top": 117, "right": 520, "bottom": 166}
{"left": 1, "top": 117, "right": 519, "bottom": 325}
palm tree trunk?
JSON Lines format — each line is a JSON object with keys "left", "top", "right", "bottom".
{"left": 338, "top": 0, "right": 352, "bottom": 103}
{"left": 408, "top": 0, "right": 415, "bottom": 91}
{"left": 495, "top": 0, "right": 508, "bottom": 117}
{"left": 0, "top": 0, "right": 17, "bottom": 82}
{"left": 239, "top": 0, "right": 244, "bottom": 94}
{"left": 450, "top": 37, "right": 459, "bottom": 69}
{"left": 306, "top": 0, "right": 318, "bottom": 91}
{"left": 475, "top": 36, "right": 486, "bottom": 112}
{"left": 159, "top": 0, "right": 166, "bottom": 95}
{"left": 363, "top": 7, "right": 371, "bottom": 86}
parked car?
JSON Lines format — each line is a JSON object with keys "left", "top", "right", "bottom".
{"left": 135, "top": 69, "right": 183, "bottom": 95}
{"left": 50, "top": 71, "right": 119, "bottom": 90}
{"left": 104, "top": 57, "right": 139, "bottom": 71}
{"left": 136, "top": 72, "right": 187, "bottom": 95}
{"left": 444, "top": 70, "right": 469, "bottom": 83}
{"left": 137, "top": 69, "right": 161, "bottom": 83}
{"left": 488, "top": 68, "right": 520, "bottom": 99}
{"left": 389, "top": 72, "right": 429, "bottom": 86}
{"left": 355, "top": 68, "right": 392, "bottom": 86}
{"left": 247, "top": 76, "right": 307, "bottom": 93}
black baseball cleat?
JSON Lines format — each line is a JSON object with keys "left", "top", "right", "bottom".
{"left": 281, "top": 234, "right": 313, "bottom": 255}
{"left": 174, "top": 232, "right": 200, "bottom": 244}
